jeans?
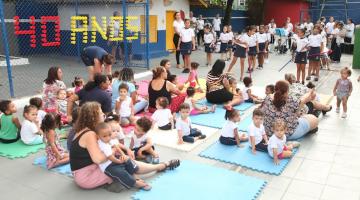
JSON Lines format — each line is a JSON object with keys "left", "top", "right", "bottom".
{"left": 104, "top": 159, "right": 138, "bottom": 189}
{"left": 182, "top": 128, "right": 202, "bottom": 143}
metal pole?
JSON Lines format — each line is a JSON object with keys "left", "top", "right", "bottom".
{"left": 145, "top": 0, "right": 150, "bottom": 69}
{"left": 122, "top": 0, "right": 128, "bottom": 67}
{"left": 75, "top": 0, "right": 81, "bottom": 61}
{"left": 0, "top": 0, "right": 15, "bottom": 97}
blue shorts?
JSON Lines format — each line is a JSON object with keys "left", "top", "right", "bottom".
{"left": 288, "top": 117, "right": 311, "bottom": 140}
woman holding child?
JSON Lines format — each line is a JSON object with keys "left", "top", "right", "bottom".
{"left": 148, "top": 66, "right": 186, "bottom": 113}
{"left": 70, "top": 102, "right": 180, "bottom": 191}
{"left": 42, "top": 66, "right": 66, "bottom": 113}
{"left": 206, "top": 59, "right": 243, "bottom": 108}
{"left": 261, "top": 80, "right": 319, "bottom": 140}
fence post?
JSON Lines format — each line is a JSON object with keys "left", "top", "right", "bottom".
{"left": 75, "top": 0, "right": 81, "bottom": 61}
{"left": 0, "top": 0, "right": 15, "bottom": 98}
{"left": 145, "top": 0, "right": 150, "bottom": 69}
{"left": 122, "top": 0, "right": 128, "bottom": 67}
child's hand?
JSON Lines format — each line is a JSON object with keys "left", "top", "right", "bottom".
{"left": 56, "top": 154, "right": 63, "bottom": 161}
{"left": 274, "top": 157, "right": 280, "bottom": 165}
{"left": 137, "top": 149, "right": 145, "bottom": 158}
{"left": 120, "top": 155, "right": 128, "bottom": 162}
{"left": 128, "top": 150, "right": 135, "bottom": 160}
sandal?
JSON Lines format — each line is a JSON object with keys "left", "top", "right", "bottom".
{"left": 199, "top": 135, "right": 206, "bottom": 139}
{"left": 306, "top": 76, "right": 311, "bottom": 81}
{"left": 140, "top": 184, "right": 152, "bottom": 191}
{"left": 322, "top": 105, "right": 332, "bottom": 116}
{"left": 159, "top": 159, "right": 180, "bottom": 172}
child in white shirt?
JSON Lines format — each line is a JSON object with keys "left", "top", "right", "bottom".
{"left": 115, "top": 83, "right": 136, "bottom": 127}
{"left": 219, "top": 109, "right": 248, "bottom": 146}
{"left": 185, "top": 87, "right": 215, "bottom": 116}
{"left": 176, "top": 103, "right": 206, "bottom": 144}
{"left": 96, "top": 122, "right": 151, "bottom": 190}
{"left": 267, "top": 119, "right": 299, "bottom": 165}
{"left": 204, "top": 25, "right": 216, "bottom": 67}
{"left": 248, "top": 108, "right": 268, "bottom": 154}
{"left": 219, "top": 25, "right": 230, "bottom": 60}
{"left": 151, "top": 97, "right": 173, "bottom": 130}
{"left": 21, "top": 105, "right": 43, "bottom": 145}
{"left": 294, "top": 28, "right": 309, "bottom": 84}
{"left": 130, "top": 117, "right": 159, "bottom": 164}
{"left": 242, "top": 77, "right": 262, "bottom": 104}
{"left": 29, "top": 97, "right": 47, "bottom": 125}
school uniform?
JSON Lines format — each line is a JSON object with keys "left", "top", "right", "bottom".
{"left": 131, "top": 134, "right": 154, "bottom": 157}
{"left": 267, "top": 134, "right": 287, "bottom": 159}
{"left": 233, "top": 33, "right": 247, "bottom": 58}
{"left": 219, "top": 32, "right": 230, "bottom": 53}
{"left": 151, "top": 108, "right": 172, "bottom": 130}
{"left": 256, "top": 32, "right": 268, "bottom": 54}
{"left": 247, "top": 34, "right": 257, "bottom": 56}
{"left": 294, "top": 36, "right": 309, "bottom": 64}
{"left": 228, "top": 31, "right": 234, "bottom": 50}
{"left": 176, "top": 117, "right": 204, "bottom": 143}
{"left": 219, "top": 120, "right": 238, "bottom": 146}
{"left": 248, "top": 122, "right": 268, "bottom": 152}
{"left": 180, "top": 28, "right": 195, "bottom": 56}
{"left": 173, "top": 20, "right": 185, "bottom": 65}
{"left": 204, "top": 32, "right": 215, "bottom": 53}
{"left": 308, "top": 34, "right": 322, "bottom": 61}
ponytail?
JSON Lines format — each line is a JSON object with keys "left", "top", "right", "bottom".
{"left": 224, "top": 108, "right": 238, "bottom": 120}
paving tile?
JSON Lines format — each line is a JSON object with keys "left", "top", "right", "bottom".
{"left": 258, "top": 187, "right": 285, "bottom": 200}
{"left": 267, "top": 176, "right": 292, "bottom": 191}
{"left": 326, "top": 174, "right": 360, "bottom": 192}
{"left": 282, "top": 192, "right": 319, "bottom": 200}
{"left": 281, "top": 157, "right": 304, "bottom": 178}
{"left": 294, "top": 160, "right": 332, "bottom": 184}
{"left": 330, "top": 163, "right": 360, "bottom": 178}
{"left": 287, "top": 179, "right": 324, "bottom": 199}
{"left": 320, "top": 186, "right": 360, "bottom": 200}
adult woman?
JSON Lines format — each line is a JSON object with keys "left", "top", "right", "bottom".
{"left": 197, "top": 15, "right": 205, "bottom": 46}
{"left": 108, "top": 11, "right": 121, "bottom": 64}
{"left": 173, "top": 12, "right": 185, "bottom": 69}
{"left": 344, "top": 18, "right": 354, "bottom": 44}
{"left": 111, "top": 68, "right": 148, "bottom": 114}
{"left": 261, "top": 80, "right": 319, "bottom": 140}
{"left": 330, "top": 22, "right": 346, "bottom": 62}
{"left": 81, "top": 46, "right": 114, "bottom": 80}
{"left": 285, "top": 73, "right": 332, "bottom": 115}
{"left": 67, "top": 74, "right": 111, "bottom": 122}
{"left": 70, "top": 102, "right": 180, "bottom": 190}
{"left": 148, "top": 66, "right": 185, "bottom": 113}
{"left": 206, "top": 59, "right": 243, "bottom": 108}
{"left": 42, "top": 66, "right": 66, "bottom": 113}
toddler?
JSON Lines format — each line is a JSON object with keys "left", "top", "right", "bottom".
{"left": 219, "top": 108, "right": 248, "bottom": 146}
{"left": 248, "top": 108, "right": 268, "bottom": 154}
{"left": 115, "top": 83, "right": 135, "bottom": 126}
{"left": 185, "top": 62, "right": 203, "bottom": 92}
{"left": 30, "top": 97, "right": 47, "bottom": 124}
{"left": 151, "top": 97, "right": 173, "bottom": 130}
{"left": 176, "top": 103, "right": 206, "bottom": 144}
{"left": 72, "top": 76, "right": 84, "bottom": 93}
{"left": 242, "top": 77, "right": 262, "bottom": 103}
{"left": 56, "top": 89, "right": 68, "bottom": 123}
{"left": 0, "top": 100, "right": 21, "bottom": 143}
{"left": 184, "top": 87, "right": 215, "bottom": 115}
{"left": 20, "top": 105, "right": 43, "bottom": 145}
{"left": 333, "top": 67, "right": 353, "bottom": 118}
{"left": 265, "top": 84, "right": 275, "bottom": 96}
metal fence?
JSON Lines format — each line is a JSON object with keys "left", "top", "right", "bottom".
{"left": 0, "top": 0, "right": 150, "bottom": 98}
{"left": 300, "top": 8, "right": 359, "bottom": 23}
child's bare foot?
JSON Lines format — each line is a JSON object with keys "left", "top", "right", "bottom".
{"left": 211, "top": 105, "right": 216, "bottom": 112}
{"left": 223, "top": 104, "right": 232, "bottom": 111}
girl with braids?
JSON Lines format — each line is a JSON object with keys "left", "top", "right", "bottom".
{"left": 111, "top": 67, "right": 148, "bottom": 114}
{"left": 261, "top": 80, "right": 318, "bottom": 140}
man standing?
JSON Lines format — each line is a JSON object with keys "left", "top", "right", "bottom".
{"left": 213, "top": 14, "right": 221, "bottom": 38}
{"left": 81, "top": 46, "right": 114, "bottom": 80}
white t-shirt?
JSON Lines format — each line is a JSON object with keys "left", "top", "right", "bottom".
{"left": 97, "top": 140, "right": 113, "bottom": 172}
{"left": 184, "top": 97, "right": 194, "bottom": 111}
{"left": 228, "top": 31, "right": 234, "bottom": 41}
{"left": 266, "top": 32, "right": 271, "bottom": 42}
{"left": 235, "top": 33, "right": 247, "bottom": 48}
{"left": 345, "top": 23, "right": 355, "bottom": 38}
{"left": 308, "top": 34, "right": 322, "bottom": 47}
{"left": 132, "top": 134, "right": 148, "bottom": 149}
{"left": 117, "top": 96, "right": 132, "bottom": 117}
{"left": 151, "top": 108, "right": 172, "bottom": 127}
{"left": 37, "top": 110, "right": 47, "bottom": 124}
{"left": 176, "top": 117, "right": 191, "bottom": 136}
{"left": 109, "top": 138, "right": 120, "bottom": 146}
{"left": 213, "top": 18, "right": 221, "bottom": 31}
{"left": 242, "top": 86, "right": 250, "bottom": 100}
{"left": 248, "top": 122, "right": 265, "bottom": 145}
{"left": 248, "top": 34, "right": 257, "bottom": 47}
{"left": 304, "top": 22, "right": 314, "bottom": 34}
{"left": 296, "top": 37, "right": 309, "bottom": 52}
{"left": 286, "top": 22, "right": 294, "bottom": 33}
{"left": 180, "top": 28, "right": 195, "bottom": 43}
{"left": 267, "top": 134, "right": 286, "bottom": 157}
{"left": 173, "top": 20, "right": 185, "bottom": 34}
{"left": 197, "top": 19, "right": 204, "bottom": 30}
{"left": 326, "top": 22, "right": 335, "bottom": 34}
{"left": 256, "top": 32, "right": 268, "bottom": 43}
{"left": 219, "top": 32, "right": 230, "bottom": 43}
{"left": 221, "top": 120, "right": 237, "bottom": 138}
{"left": 20, "top": 119, "right": 41, "bottom": 144}
{"left": 113, "top": 21, "right": 120, "bottom": 37}
{"left": 204, "top": 32, "right": 215, "bottom": 44}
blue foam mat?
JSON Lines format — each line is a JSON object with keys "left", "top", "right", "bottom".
{"left": 33, "top": 156, "right": 72, "bottom": 177}
{"left": 238, "top": 115, "right": 253, "bottom": 132}
{"left": 196, "top": 99, "right": 254, "bottom": 111}
{"left": 199, "top": 141, "right": 298, "bottom": 175}
{"left": 190, "top": 107, "right": 243, "bottom": 129}
{"left": 132, "top": 160, "right": 266, "bottom": 200}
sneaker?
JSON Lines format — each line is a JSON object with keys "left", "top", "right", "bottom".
{"left": 182, "top": 68, "right": 190, "bottom": 73}
{"left": 265, "top": 59, "right": 269, "bottom": 64}
{"left": 336, "top": 107, "right": 340, "bottom": 113}
{"left": 314, "top": 77, "right": 319, "bottom": 82}
{"left": 145, "top": 155, "right": 153, "bottom": 163}
{"left": 322, "top": 105, "right": 332, "bottom": 116}
{"left": 306, "top": 76, "right": 311, "bottom": 81}
{"left": 341, "top": 112, "right": 347, "bottom": 118}
{"left": 199, "top": 135, "right": 207, "bottom": 139}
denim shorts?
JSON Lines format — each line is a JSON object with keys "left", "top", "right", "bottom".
{"left": 288, "top": 117, "right": 311, "bottom": 140}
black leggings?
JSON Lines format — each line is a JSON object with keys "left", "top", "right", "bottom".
{"left": 0, "top": 132, "right": 20, "bottom": 144}
{"left": 158, "top": 123, "right": 172, "bottom": 130}
{"left": 183, "top": 128, "right": 202, "bottom": 143}
{"left": 173, "top": 34, "right": 184, "bottom": 65}
{"left": 219, "top": 136, "right": 237, "bottom": 146}
{"left": 206, "top": 88, "right": 234, "bottom": 104}
{"left": 197, "top": 29, "right": 204, "bottom": 46}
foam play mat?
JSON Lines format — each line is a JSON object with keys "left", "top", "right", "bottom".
{"left": 199, "top": 141, "right": 298, "bottom": 175}
{"left": 196, "top": 99, "right": 255, "bottom": 111}
{"left": 148, "top": 125, "right": 218, "bottom": 152}
{"left": 189, "top": 107, "right": 243, "bottom": 129}
{"left": 0, "top": 140, "right": 44, "bottom": 159}
{"left": 33, "top": 156, "right": 72, "bottom": 177}
{"left": 132, "top": 160, "right": 266, "bottom": 200}
{"left": 238, "top": 115, "right": 253, "bottom": 132}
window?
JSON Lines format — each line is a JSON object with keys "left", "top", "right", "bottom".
{"left": 233, "top": 0, "right": 247, "bottom": 10}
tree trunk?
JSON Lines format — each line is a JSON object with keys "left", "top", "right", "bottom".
{"left": 223, "top": 0, "right": 234, "bottom": 25}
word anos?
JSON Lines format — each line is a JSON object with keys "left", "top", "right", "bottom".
{"left": 13, "top": 15, "right": 139, "bottom": 48}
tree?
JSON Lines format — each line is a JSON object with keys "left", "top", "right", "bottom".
{"left": 210, "top": 0, "right": 234, "bottom": 25}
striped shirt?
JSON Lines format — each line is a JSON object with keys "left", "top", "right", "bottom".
{"left": 206, "top": 73, "right": 225, "bottom": 92}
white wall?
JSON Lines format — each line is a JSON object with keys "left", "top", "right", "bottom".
{"left": 57, "top": 0, "right": 190, "bottom": 31}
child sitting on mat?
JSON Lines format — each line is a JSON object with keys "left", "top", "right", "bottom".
{"left": 219, "top": 108, "right": 248, "bottom": 146}
{"left": 242, "top": 77, "right": 262, "bottom": 104}
{"left": 56, "top": 89, "right": 68, "bottom": 124}
{"left": 248, "top": 108, "right": 268, "bottom": 154}
{"left": 21, "top": 105, "right": 43, "bottom": 145}
{"left": 29, "top": 97, "right": 47, "bottom": 125}
{"left": 115, "top": 83, "right": 136, "bottom": 127}
{"left": 0, "top": 100, "right": 21, "bottom": 144}
{"left": 184, "top": 62, "right": 203, "bottom": 92}
{"left": 130, "top": 117, "right": 159, "bottom": 164}
{"left": 41, "top": 113, "right": 69, "bottom": 169}
{"left": 267, "top": 119, "right": 299, "bottom": 165}
{"left": 184, "top": 87, "right": 216, "bottom": 115}
{"left": 96, "top": 122, "right": 152, "bottom": 191}
{"left": 228, "top": 77, "right": 244, "bottom": 99}
{"left": 176, "top": 103, "right": 206, "bottom": 144}
{"left": 151, "top": 97, "right": 174, "bottom": 130}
